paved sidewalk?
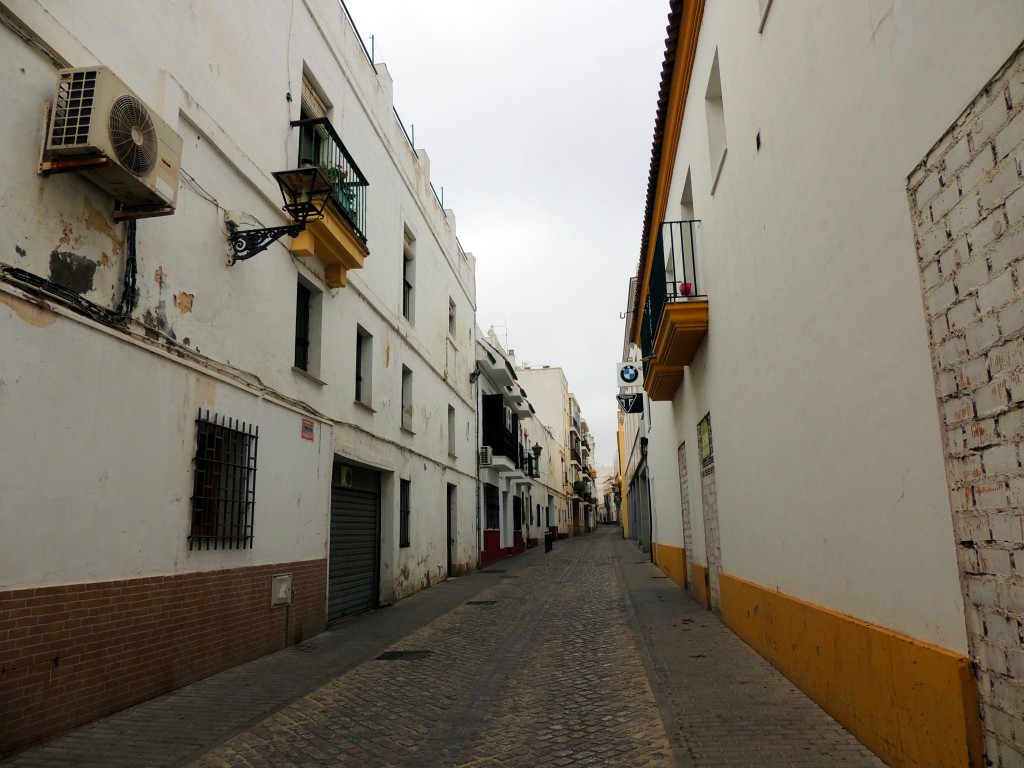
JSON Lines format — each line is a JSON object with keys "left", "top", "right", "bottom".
{"left": 4, "top": 529, "right": 885, "bottom": 767}
{"left": 611, "top": 537, "right": 885, "bottom": 767}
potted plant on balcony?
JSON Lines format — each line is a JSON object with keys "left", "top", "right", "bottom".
{"left": 319, "top": 162, "right": 356, "bottom": 215}
{"left": 572, "top": 480, "right": 587, "bottom": 496}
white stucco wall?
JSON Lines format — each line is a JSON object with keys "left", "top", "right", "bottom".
{"left": 0, "top": 297, "right": 333, "bottom": 588}
{"left": 647, "top": 400, "right": 684, "bottom": 551}
{"left": 0, "top": 0, "right": 478, "bottom": 595}
{"left": 652, "top": 0, "right": 1024, "bottom": 653}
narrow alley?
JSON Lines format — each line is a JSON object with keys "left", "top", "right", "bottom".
{"left": 3, "top": 529, "right": 884, "bottom": 768}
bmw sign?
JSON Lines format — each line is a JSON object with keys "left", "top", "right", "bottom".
{"left": 617, "top": 362, "right": 643, "bottom": 390}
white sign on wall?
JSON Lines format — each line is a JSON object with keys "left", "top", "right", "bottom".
{"left": 616, "top": 362, "right": 643, "bottom": 390}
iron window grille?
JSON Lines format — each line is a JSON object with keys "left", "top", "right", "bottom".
{"left": 484, "top": 483, "right": 500, "bottom": 530}
{"left": 400, "top": 479, "right": 411, "bottom": 548}
{"left": 189, "top": 410, "right": 258, "bottom": 550}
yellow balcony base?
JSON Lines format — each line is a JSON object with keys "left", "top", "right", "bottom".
{"left": 720, "top": 573, "right": 982, "bottom": 768}
{"left": 654, "top": 299, "right": 708, "bottom": 363}
{"left": 290, "top": 205, "right": 369, "bottom": 289}
{"left": 644, "top": 299, "right": 708, "bottom": 400}
{"left": 644, "top": 360, "right": 684, "bottom": 401}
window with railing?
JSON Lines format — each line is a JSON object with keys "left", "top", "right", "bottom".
{"left": 482, "top": 394, "right": 519, "bottom": 462}
{"left": 291, "top": 117, "right": 368, "bottom": 241}
{"left": 643, "top": 220, "right": 703, "bottom": 363}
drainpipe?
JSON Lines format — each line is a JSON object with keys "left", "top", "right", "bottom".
{"left": 472, "top": 365, "right": 482, "bottom": 570}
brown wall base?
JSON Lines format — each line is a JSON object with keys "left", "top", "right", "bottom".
{"left": 0, "top": 559, "right": 326, "bottom": 756}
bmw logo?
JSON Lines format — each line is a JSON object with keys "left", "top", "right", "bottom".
{"left": 620, "top": 365, "right": 639, "bottom": 383}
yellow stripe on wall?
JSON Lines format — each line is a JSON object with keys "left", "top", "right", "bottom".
{"left": 652, "top": 542, "right": 687, "bottom": 589}
{"left": 719, "top": 573, "right": 982, "bottom": 768}
{"left": 690, "top": 563, "right": 710, "bottom": 609}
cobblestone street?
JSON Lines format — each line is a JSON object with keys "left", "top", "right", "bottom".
{"left": 4, "top": 529, "right": 885, "bottom": 767}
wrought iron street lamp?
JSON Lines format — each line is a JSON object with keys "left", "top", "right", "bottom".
{"left": 530, "top": 443, "right": 543, "bottom": 478}
{"left": 228, "top": 166, "right": 333, "bottom": 263}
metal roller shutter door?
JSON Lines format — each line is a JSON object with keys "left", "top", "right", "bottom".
{"left": 328, "top": 486, "right": 379, "bottom": 621}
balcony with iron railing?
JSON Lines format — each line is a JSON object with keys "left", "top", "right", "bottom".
{"left": 640, "top": 220, "right": 708, "bottom": 400}
{"left": 287, "top": 117, "right": 370, "bottom": 288}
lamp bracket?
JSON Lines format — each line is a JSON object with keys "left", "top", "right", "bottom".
{"left": 229, "top": 224, "right": 304, "bottom": 263}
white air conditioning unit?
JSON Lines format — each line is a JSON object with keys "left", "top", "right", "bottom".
{"left": 479, "top": 446, "right": 493, "bottom": 467}
{"left": 45, "top": 66, "right": 183, "bottom": 213}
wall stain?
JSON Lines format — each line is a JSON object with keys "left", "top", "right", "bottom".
{"left": 384, "top": 342, "right": 390, "bottom": 367}
{"left": 14, "top": 245, "right": 26, "bottom": 258}
{"left": 142, "top": 300, "right": 176, "bottom": 340}
{"left": 49, "top": 251, "right": 96, "bottom": 295}
{"left": 83, "top": 197, "right": 122, "bottom": 256}
{"left": 154, "top": 266, "right": 165, "bottom": 287}
{"left": 99, "top": 252, "right": 110, "bottom": 267}
{"left": 193, "top": 376, "right": 216, "bottom": 409}
{"left": 0, "top": 291, "right": 56, "bottom": 328}
{"left": 56, "top": 222, "right": 73, "bottom": 248}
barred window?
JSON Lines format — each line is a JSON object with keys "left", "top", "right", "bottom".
{"left": 189, "top": 410, "right": 258, "bottom": 550}
{"left": 399, "top": 479, "right": 411, "bottom": 548}
{"left": 484, "top": 483, "right": 499, "bottom": 530}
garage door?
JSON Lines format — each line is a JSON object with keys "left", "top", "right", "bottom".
{"left": 328, "top": 464, "right": 380, "bottom": 622}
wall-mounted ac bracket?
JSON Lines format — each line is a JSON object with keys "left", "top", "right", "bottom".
{"left": 112, "top": 202, "right": 175, "bottom": 221}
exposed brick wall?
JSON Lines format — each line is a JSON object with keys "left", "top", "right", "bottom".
{"left": 908, "top": 43, "right": 1024, "bottom": 768}
{"left": 676, "top": 441, "right": 695, "bottom": 589}
{"left": 0, "top": 559, "right": 326, "bottom": 757}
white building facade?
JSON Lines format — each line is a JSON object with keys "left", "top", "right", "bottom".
{"left": 515, "top": 365, "right": 580, "bottom": 537}
{"left": 474, "top": 332, "right": 566, "bottom": 565}
{"left": 627, "top": 1, "right": 1024, "bottom": 766}
{"left": 0, "top": 0, "right": 477, "bottom": 754}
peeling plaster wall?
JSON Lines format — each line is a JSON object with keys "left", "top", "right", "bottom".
{"left": 0, "top": 0, "right": 477, "bottom": 603}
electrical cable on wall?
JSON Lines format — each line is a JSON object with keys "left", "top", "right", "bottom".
{"left": 0, "top": 218, "right": 138, "bottom": 327}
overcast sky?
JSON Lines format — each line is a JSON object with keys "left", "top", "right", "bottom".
{"left": 342, "top": 0, "right": 670, "bottom": 467}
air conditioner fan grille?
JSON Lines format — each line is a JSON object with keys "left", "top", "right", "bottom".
{"left": 108, "top": 95, "right": 158, "bottom": 176}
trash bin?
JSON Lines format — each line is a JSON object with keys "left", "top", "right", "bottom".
{"left": 544, "top": 532, "right": 553, "bottom": 553}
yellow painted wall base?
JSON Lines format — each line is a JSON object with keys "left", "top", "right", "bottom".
{"left": 652, "top": 542, "right": 686, "bottom": 589}
{"left": 719, "top": 573, "right": 982, "bottom": 768}
{"left": 690, "top": 563, "right": 710, "bottom": 608}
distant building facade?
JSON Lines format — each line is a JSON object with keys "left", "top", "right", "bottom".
{"left": 517, "top": 365, "right": 598, "bottom": 538}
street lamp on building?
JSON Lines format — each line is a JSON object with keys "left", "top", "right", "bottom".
{"left": 228, "top": 166, "right": 333, "bottom": 263}
{"left": 531, "top": 443, "right": 542, "bottom": 478}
